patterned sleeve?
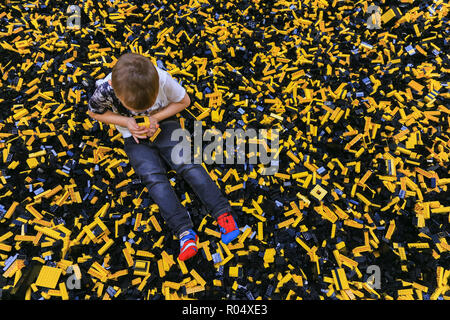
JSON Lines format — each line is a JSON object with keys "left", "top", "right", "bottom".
{"left": 163, "top": 71, "right": 187, "bottom": 103}
{"left": 88, "top": 82, "right": 114, "bottom": 114}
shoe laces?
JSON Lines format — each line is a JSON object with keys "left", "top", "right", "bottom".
{"left": 180, "top": 230, "right": 196, "bottom": 246}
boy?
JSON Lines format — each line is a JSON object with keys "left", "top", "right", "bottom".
{"left": 87, "top": 53, "right": 240, "bottom": 261}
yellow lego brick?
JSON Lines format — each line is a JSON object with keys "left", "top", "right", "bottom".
{"left": 263, "top": 248, "right": 276, "bottom": 264}
{"left": 35, "top": 266, "right": 62, "bottom": 289}
{"left": 190, "top": 269, "right": 206, "bottom": 287}
{"left": 310, "top": 184, "right": 327, "bottom": 201}
{"left": 229, "top": 266, "right": 241, "bottom": 278}
{"left": 134, "top": 260, "right": 150, "bottom": 276}
{"left": 149, "top": 127, "right": 161, "bottom": 142}
{"left": 204, "top": 227, "right": 221, "bottom": 238}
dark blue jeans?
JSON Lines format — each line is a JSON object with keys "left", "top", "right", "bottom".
{"left": 123, "top": 116, "right": 232, "bottom": 237}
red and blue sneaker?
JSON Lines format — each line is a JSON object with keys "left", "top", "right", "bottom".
{"left": 217, "top": 212, "right": 240, "bottom": 244}
{"left": 178, "top": 229, "right": 198, "bottom": 261}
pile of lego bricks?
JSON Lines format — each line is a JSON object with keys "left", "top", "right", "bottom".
{"left": 0, "top": 0, "right": 449, "bottom": 300}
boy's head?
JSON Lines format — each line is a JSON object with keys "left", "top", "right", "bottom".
{"left": 111, "top": 53, "right": 159, "bottom": 112}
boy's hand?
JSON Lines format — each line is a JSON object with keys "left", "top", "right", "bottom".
{"left": 126, "top": 117, "right": 159, "bottom": 144}
{"left": 145, "top": 116, "right": 159, "bottom": 138}
{"left": 126, "top": 117, "right": 148, "bottom": 143}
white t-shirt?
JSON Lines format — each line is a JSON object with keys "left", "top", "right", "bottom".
{"left": 88, "top": 66, "right": 186, "bottom": 138}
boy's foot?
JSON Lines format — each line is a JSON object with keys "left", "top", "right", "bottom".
{"left": 178, "top": 229, "right": 198, "bottom": 261}
{"left": 217, "top": 212, "right": 240, "bottom": 244}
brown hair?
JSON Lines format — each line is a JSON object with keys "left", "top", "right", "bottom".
{"left": 111, "top": 53, "right": 159, "bottom": 111}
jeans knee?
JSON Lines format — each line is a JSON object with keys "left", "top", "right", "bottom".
{"left": 140, "top": 171, "right": 168, "bottom": 189}
{"left": 177, "top": 163, "right": 203, "bottom": 177}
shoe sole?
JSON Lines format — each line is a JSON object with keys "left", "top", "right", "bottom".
{"left": 178, "top": 235, "right": 199, "bottom": 261}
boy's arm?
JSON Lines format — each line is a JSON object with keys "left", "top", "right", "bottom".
{"left": 88, "top": 110, "right": 150, "bottom": 140}
{"left": 151, "top": 92, "right": 191, "bottom": 122}
{"left": 87, "top": 109, "right": 129, "bottom": 127}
